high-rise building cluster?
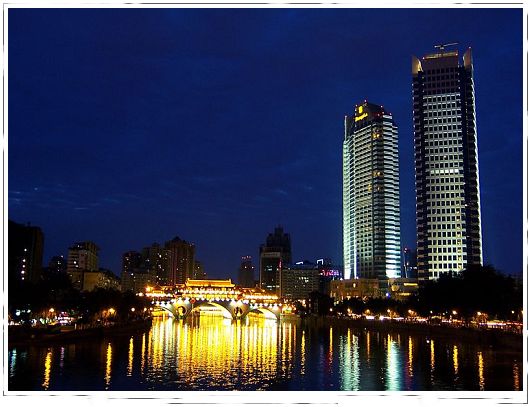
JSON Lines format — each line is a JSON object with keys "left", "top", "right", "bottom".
{"left": 120, "top": 236, "right": 206, "bottom": 293}
{"left": 341, "top": 45, "right": 483, "bottom": 298}
{"left": 7, "top": 221, "right": 121, "bottom": 292}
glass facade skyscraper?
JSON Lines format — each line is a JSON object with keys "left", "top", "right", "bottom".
{"left": 412, "top": 46, "right": 483, "bottom": 281}
{"left": 343, "top": 102, "right": 401, "bottom": 281}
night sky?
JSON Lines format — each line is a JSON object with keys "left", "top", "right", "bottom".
{"left": 8, "top": 7, "right": 523, "bottom": 280}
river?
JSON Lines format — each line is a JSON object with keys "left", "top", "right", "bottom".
{"left": 8, "top": 315, "right": 522, "bottom": 391}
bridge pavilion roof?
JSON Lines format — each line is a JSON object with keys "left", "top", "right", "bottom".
{"left": 185, "top": 279, "right": 235, "bottom": 289}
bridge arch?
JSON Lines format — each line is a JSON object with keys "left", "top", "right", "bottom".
{"left": 153, "top": 301, "right": 181, "bottom": 318}
{"left": 243, "top": 306, "right": 279, "bottom": 320}
{"left": 189, "top": 301, "right": 233, "bottom": 319}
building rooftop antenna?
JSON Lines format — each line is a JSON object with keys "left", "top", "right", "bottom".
{"left": 434, "top": 42, "right": 459, "bottom": 52}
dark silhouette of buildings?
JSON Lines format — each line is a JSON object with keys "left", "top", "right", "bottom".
{"left": 259, "top": 226, "right": 291, "bottom": 294}
{"left": 121, "top": 243, "right": 171, "bottom": 292}
{"left": 238, "top": 255, "right": 255, "bottom": 288}
{"left": 165, "top": 236, "right": 195, "bottom": 285}
{"left": 402, "top": 247, "right": 418, "bottom": 278}
{"left": 193, "top": 260, "right": 206, "bottom": 280}
{"left": 8, "top": 220, "right": 44, "bottom": 284}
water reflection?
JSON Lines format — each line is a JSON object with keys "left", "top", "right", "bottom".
{"left": 453, "top": 345, "right": 459, "bottom": 377}
{"left": 59, "top": 347, "right": 65, "bottom": 370}
{"left": 104, "top": 342, "right": 112, "bottom": 389}
{"left": 478, "top": 351, "right": 484, "bottom": 390}
{"left": 386, "top": 334, "right": 400, "bottom": 391}
{"left": 42, "top": 349, "right": 52, "bottom": 390}
{"left": 140, "top": 333, "right": 146, "bottom": 374}
{"left": 407, "top": 337, "right": 413, "bottom": 378}
{"left": 127, "top": 337, "right": 134, "bottom": 376}
{"left": 137, "top": 316, "right": 285, "bottom": 390}
{"left": 513, "top": 363, "right": 520, "bottom": 391}
{"left": 9, "top": 349, "right": 17, "bottom": 378}
{"left": 7, "top": 316, "right": 523, "bottom": 391}
{"left": 339, "top": 328, "right": 360, "bottom": 390}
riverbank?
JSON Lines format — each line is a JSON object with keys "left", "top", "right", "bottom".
{"left": 8, "top": 318, "right": 152, "bottom": 348}
{"left": 302, "top": 315, "right": 523, "bottom": 351}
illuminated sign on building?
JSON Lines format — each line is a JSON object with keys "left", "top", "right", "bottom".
{"left": 355, "top": 105, "right": 368, "bottom": 122}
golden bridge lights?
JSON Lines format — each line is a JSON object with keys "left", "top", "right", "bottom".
{"left": 146, "top": 279, "right": 288, "bottom": 320}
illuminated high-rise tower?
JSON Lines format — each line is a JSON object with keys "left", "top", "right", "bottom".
{"left": 412, "top": 45, "right": 483, "bottom": 281}
{"left": 343, "top": 102, "right": 401, "bottom": 281}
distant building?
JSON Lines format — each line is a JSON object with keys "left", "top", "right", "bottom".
{"left": 81, "top": 268, "right": 121, "bottom": 291}
{"left": 402, "top": 247, "right": 418, "bottom": 278}
{"left": 280, "top": 262, "right": 320, "bottom": 301}
{"left": 8, "top": 220, "right": 44, "bottom": 284}
{"left": 48, "top": 255, "right": 67, "bottom": 274}
{"left": 316, "top": 258, "right": 343, "bottom": 295}
{"left": 141, "top": 243, "right": 170, "bottom": 286}
{"left": 330, "top": 279, "right": 381, "bottom": 303}
{"left": 193, "top": 261, "right": 206, "bottom": 280}
{"left": 387, "top": 278, "right": 419, "bottom": 301}
{"left": 67, "top": 241, "right": 99, "bottom": 290}
{"left": 238, "top": 255, "right": 255, "bottom": 288}
{"left": 121, "top": 250, "right": 145, "bottom": 292}
{"left": 165, "top": 237, "right": 195, "bottom": 285}
{"left": 260, "top": 226, "right": 291, "bottom": 294}
{"left": 330, "top": 277, "right": 419, "bottom": 303}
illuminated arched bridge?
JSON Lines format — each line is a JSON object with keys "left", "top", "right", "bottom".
{"left": 143, "top": 279, "right": 294, "bottom": 320}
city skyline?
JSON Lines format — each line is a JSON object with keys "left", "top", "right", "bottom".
{"left": 8, "top": 8, "right": 523, "bottom": 280}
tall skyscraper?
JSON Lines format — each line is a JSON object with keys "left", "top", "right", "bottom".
{"left": 238, "top": 255, "right": 255, "bottom": 288}
{"left": 165, "top": 236, "right": 195, "bottom": 285}
{"left": 412, "top": 45, "right": 483, "bottom": 281}
{"left": 343, "top": 102, "right": 401, "bottom": 281}
{"left": 8, "top": 220, "right": 44, "bottom": 284}
{"left": 259, "top": 226, "right": 291, "bottom": 294}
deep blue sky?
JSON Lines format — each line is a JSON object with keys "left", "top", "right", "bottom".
{"left": 8, "top": 8, "right": 523, "bottom": 280}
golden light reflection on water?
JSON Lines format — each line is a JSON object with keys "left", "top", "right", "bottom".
{"left": 300, "top": 330, "right": 306, "bottom": 377}
{"left": 140, "top": 333, "right": 146, "bottom": 374}
{"left": 127, "top": 337, "right": 134, "bottom": 376}
{"left": 407, "top": 336, "right": 413, "bottom": 378}
{"left": 104, "top": 342, "right": 112, "bottom": 389}
{"left": 453, "top": 345, "right": 459, "bottom": 376}
{"left": 42, "top": 349, "right": 52, "bottom": 390}
{"left": 478, "top": 351, "right": 484, "bottom": 390}
{"left": 139, "top": 315, "right": 288, "bottom": 389}
{"left": 430, "top": 340, "right": 435, "bottom": 372}
{"left": 329, "top": 326, "right": 333, "bottom": 363}
{"left": 513, "top": 363, "right": 520, "bottom": 390}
